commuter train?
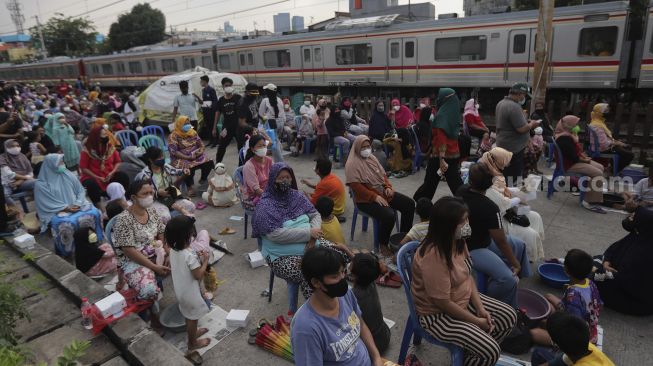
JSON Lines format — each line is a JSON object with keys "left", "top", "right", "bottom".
{"left": 2, "top": 0, "right": 653, "bottom": 97}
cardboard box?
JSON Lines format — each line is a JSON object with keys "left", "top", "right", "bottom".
{"left": 13, "top": 233, "right": 35, "bottom": 249}
{"left": 226, "top": 309, "right": 250, "bottom": 328}
{"left": 247, "top": 251, "right": 265, "bottom": 268}
{"left": 94, "top": 292, "right": 127, "bottom": 319}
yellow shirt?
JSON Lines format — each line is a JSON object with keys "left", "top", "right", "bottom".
{"left": 566, "top": 343, "right": 615, "bottom": 366}
{"left": 321, "top": 216, "right": 345, "bottom": 244}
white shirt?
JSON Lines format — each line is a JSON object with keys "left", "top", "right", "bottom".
{"left": 123, "top": 102, "right": 136, "bottom": 123}
{"left": 258, "top": 97, "right": 286, "bottom": 123}
{"left": 173, "top": 93, "right": 198, "bottom": 121}
{"left": 299, "top": 104, "right": 316, "bottom": 119}
{"left": 169, "top": 248, "right": 210, "bottom": 320}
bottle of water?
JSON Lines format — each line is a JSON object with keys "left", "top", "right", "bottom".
{"left": 81, "top": 297, "right": 93, "bottom": 330}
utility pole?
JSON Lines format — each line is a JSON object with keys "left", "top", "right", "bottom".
{"left": 532, "top": 0, "right": 554, "bottom": 110}
{"left": 6, "top": 0, "right": 25, "bottom": 34}
{"left": 34, "top": 15, "right": 48, "bottom": 58}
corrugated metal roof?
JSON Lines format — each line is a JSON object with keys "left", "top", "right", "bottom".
{"left": 0, "top": 34, "right": 32, "bottom": 43}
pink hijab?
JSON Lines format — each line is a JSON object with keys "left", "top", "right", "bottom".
{"left": 554, "top": 115, "right": 580, "bottom": 143}
{"left": 391, "top": 98, "right": 413, "bottom": 129}
{"left": 463, "top": 98, "right": 479, "bottom": 118}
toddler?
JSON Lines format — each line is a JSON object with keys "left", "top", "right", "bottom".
{"left": 27, "top": 131, "right": 47, "bottom": 165}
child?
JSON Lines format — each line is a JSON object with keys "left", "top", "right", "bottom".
{"left": 524, "top": 126, "right": 545, "bottom": 176}
{"left": 295, "top": 114, "right": 315, "bottom": 156}
{"left": 401, "top": 198, "right": 432, "bottom": 245}
{"left": 315, "top": 196, "right": 345, "bottom": 245}
{"left": 349, "top": 253, "right": 391, "bottom": 354}
{"left": 166, "top": 215, "right": 212, "bottom": 353}
{"left": 109, "top": 113, "right": 126, "bottom": 132}
{"left": 313, "top": 108, "right": 329, "bottom": 160}
{"left": 477, "top": 131, "right": 495, "bottom": 156}
{"left": 27, "top": 131, "right": 47, "bottom": 165}
{"left": 532, "top": 311, "right": 614, "bottom": 366}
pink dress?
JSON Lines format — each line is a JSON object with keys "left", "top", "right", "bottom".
{"left": 242, "top": 156, "right": 273, "bottom": 207}
{"left": 86, "top": 243, "right": 118, "bottom": 277}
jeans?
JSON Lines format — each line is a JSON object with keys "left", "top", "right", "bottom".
{"left": 356, "top": 192, "right": 415, "bottom": 246}
{"left": 14, "top": 179, "right": 36, "bottom": 193}
{"left": 502, "top": 148, "right": 525, "bottom": 187}
{"left": 413, "top": 157, "right": 463, "bottom": 201}
{"left": 333, "top": 136, "right": 352, "bottom": 161}
{"left": 470, "top": 235, "right": 531, "bottom": 307}
{"left": 348, "top": 124, "right": 368, "bottom": 136}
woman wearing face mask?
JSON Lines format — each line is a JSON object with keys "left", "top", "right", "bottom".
{"left": 252, "top": 163, "right": 325, "bottom": 305}
{"left": 280, "top": 98, "right": 296, "bottom": 148}
{"left": 340, "top": 97, "right": 369, "bottom": 136}
{"left": 168, "top": 116, "right": 214, "bottom": 197}
{"left": 368, "top": 101, "right": 392, "bottom": 142}
{"left": 411, "top": 196, "right": 517, "bottom": 366}
{"left": 463, "top": 98, "right": 489, "bottom": 140}
{"left": 112, "top": 179, "right": 169, "bottom": 324}
{"left": 588, "top": 103, "right": 634, "bottom": 173}
{"left": 346, "top": 135, "right": 415, "bottom": 254}
{"left": 389, "top": 98, "right": 413, "bottom": 129}
{"left": 79, "top": 125, "right": 123, "bottom": 208}
{"left": 326, "top": 105, "right": 355, "bottom": 162}
{"left": 0, "top": 139, "right": 36, "bottom": 198}
{"left": 45, "top": 112, "right": 79, "bottom": 170}
{"left": 413, "top": 97, "right": 429, "bottom": 122}
{"left": 299, "top": 96, "right": 316, "bottom": 119}
{"left": 35, "top": 154, "right": 103, "bottom": 257}
{"left": 242, "top": 135, "right": 273, "bottom": 209}
{"left": 555, "top": 115, "right": 606, "bottom": 214}
{"left": 258, "top": 84, "right": 285, "bottom": 130}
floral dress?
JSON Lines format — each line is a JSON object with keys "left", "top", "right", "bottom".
{"left": 112, "top": 208, "right": 165, "bottom": 301}
{"left": 168, "top": 134, "right": 208, "bottom": 170}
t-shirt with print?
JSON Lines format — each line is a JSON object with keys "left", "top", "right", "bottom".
{"left": 406, "top": 221, "right": 429, "bottom": 243}
{"left": 173, "top": 93, "right": 198, "bottom": 121}
{"left": 456, "top": 185, "right": 503, "bottom": 251}
{"left": 561, "top": 279, "right": 603, "bottom": 344}
{"left": 217, "top": 94, "right": 241, "bottom": 131}
{"left": 291, "top": 289, "right": 371, "bottom": 366}
{"left": 238, "top": 97, "right": 259, "bottom": 128}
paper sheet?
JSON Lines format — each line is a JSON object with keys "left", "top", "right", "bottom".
{"left": 165, "top": 305, "right": 237, "bottom": 356}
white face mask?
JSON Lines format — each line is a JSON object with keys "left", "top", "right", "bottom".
{"left": 6, "top": 147, "right": 21, "bottom": 155}
{"left": 284, "top": 104, "right": 290, "bottom": 110}
{"left": 393, "top": 105, "right": 400, "bottom": 111}
{"left": 475, "top": 104, "right": 480, "bottom": 109}
{"left": 63, "top": 106, "right": 71, "bottom": 112}
{"left": 360, "top": 148, "right": 372, "bottom": 159}
{"left": 419, "top": 103, "right": 426, "bottom": 109}
{"left": 519, "top": 97, "right": 526, "bottom": 106}
{"left": 224, "top": 86, "right": 234, "bottom": 94}
{"left": 138, "top": 195, "right": 154, "bottom": 208}
{"left": 304, "top": 100, "right": 310, "bottom": 106}
{"left": 254, "top": 147, "right": 267, "bottom": 157}
{"left": 455, "top": 222, "right": 472, "bottom": 240}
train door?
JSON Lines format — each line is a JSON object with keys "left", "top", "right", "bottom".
{"left": 300, "top": 46, "right": 324, "bottom": 84}
{"left": 506, "top": 29, "right": 534, "bottom": 84}
{"left": 387, "top": 38, "right": 417, "bottom": 84}
{"left": 237, "top": 50, "right": 256, "bottom": 82}
{"left": 313, "top": 46, "right": 324, "bottom": 84}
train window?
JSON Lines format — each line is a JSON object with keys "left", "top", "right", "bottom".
{"left": 304, "top": 49, "right": 311, "bottom": 63}
{"left": 405, "top": 41, "right": 415, "bottom": 58}
{"left": 161, "top": 59, "right": 178, "bottom": 72}
{"left": 239, "top": 54, "right": 246, "bottom": 66}
{"left": 513, "top": 34, "right": 526, "bottom": 54}
{"left": 183, "top": 56, "right": 196, "bottom": 69}
{"left": 66, "top": 65, "right": 75, "bottom": 76}
{"left": 263, "top": 50, "right": 291, "bottom": 68}
{"left": 578, "top": 26, "right": 617, "bottom": 56}
{"left": 202, "top": 56, "right": 212, "bottom": 68}
{"left": 248, "top": 53, "right": 254, "bottom": 65}
{"left": 146, "top": 59, "right": 157, "bottom": 72}
{"left": 314, "top": 48, "right": 322, "bottom": 63}
{"left": 117, "top": 62, "right": 126, "bottom": 74}
{"left": 129, "top": 61, "right": 143, "bottom": 74}
{"left": 336, "top": 44, "right": 372, "bottom": 65}
{"left": 390, "top": 42, "right": 400, "bottom": 58}
{"left": 220, "top": 55, "right": 231, "bottom": 69}
{"left": 102, "top": 64, "right": 114, "bottom": 75}
{"left": 435, "top": 36, "right": 486, "bottom": 61}
{"left": 90, "top": 64, "right": 99, "bottom": 74}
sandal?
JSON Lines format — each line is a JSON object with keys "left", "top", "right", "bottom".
{"left": 195, "top": 201, "right": 208, "bottom": 210}
{"left": 185, "top": 351, "right": 203, "bottom": 365}
{"left": 375, "top": 273, "right": 401, "bottom": 288}
{"left": 387, "top": 271, "right": 403, "bottom": 284}
{"left": 218, "top": 227, "right": 236, "bottom": 235}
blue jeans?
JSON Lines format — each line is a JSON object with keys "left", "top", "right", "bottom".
{"left": 470, "top": 235, "right": 531, "bottom": 307}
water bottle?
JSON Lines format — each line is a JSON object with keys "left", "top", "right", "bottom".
{"left": 80, "top": 297, "right": 93, "bottom": 330}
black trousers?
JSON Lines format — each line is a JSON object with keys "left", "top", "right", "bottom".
{"left": 203, "top": 109, "right": 217, "bottom": 144}
{"left": 215, "top": 124, "right": 246, "bottom": 163}
{"left": 502, "top": 148, "right": 525, "bottom": 187}
{"left": 604, "top": 145, "right": 634, "bottom": 173}
{"left": 184, "top": 160, "right": 214, "bottom": 187}
{"left": 356, "top": 192, "right": 415, "bottom": 246}
{"left": 413, "top": 157, "right": 463, "bottom": 201}
{"left": 596, "top": 279, "right": 653, "bottom": 316}
{"left": 82, "top": 178, "right": 105, "bottom": 205}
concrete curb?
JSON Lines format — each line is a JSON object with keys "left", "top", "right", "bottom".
{"left": 4, "top": 237, "right": 192, "bottom": 366}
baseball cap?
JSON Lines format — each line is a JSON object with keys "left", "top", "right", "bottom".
{"left": 510, "top": 82, "right": 531, "bottom": 96}
{"left": 245, "top": 82, "right": 259, "bottom": 95}
{"left": 262, "top": 83, "right": 277, "bottom": 91}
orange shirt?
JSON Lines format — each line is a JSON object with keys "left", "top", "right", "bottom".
{"left": 310, "top": 173, "right": 346, "bottom": 216}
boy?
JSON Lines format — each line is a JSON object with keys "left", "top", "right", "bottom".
{"left": 532, "top": 311, "right": 614, "bottom": 366}
{"left": 400, "top": 198, "right": 432, "bottom": 245}
{"left": 301, "top": 158, "right": 346, "bottom": 221}
{"left": 315, "top": 196, "right": 345, "bottom": 245}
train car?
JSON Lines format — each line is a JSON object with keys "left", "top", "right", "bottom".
{"left": 637, "top": 0, "right": 653, "bottom": 88}
{"left": 0, "top": 57, "right": 83, "bottom": 85}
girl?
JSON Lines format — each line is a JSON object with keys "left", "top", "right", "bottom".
{"left": 27, "top": 130, "right": 47, "bottom": 166}
{"left": 166, "top": 215, "right": 212, "bottom": 352}
{"left": 295, "top": 114, "right": 315, "bottom": 157}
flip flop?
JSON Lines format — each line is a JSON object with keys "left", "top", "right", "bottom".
{"left": 375, "top": 273, "right": 401, "bottom": 288}
{"left": 387, "top": 272, "right": 403, "bottom": 284}
{"left": 218, "top": 227, "right": 236, "bottom": 235}
{"left": 195, "top": 201, "right": 208, "bottom": 210}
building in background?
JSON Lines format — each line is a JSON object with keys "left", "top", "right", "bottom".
{"left": 224, "top": 21, "right": 234, "bottom": 33}
{"left": 348, "top": 0, "right": 435, "bottom": 20}
{"left": 0, "top": 34, "right": 36, "bottom": 62}
{"left": 273, "top": 13, "right": 291, "bottom": 33}
{"left": 292, "top": 16, "right": 305, "bottom": 31}
{"left": 463, "top": 0, "right": 516, "bottom": 16}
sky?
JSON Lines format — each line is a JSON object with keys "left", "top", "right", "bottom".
{"left": 0, "top": 0, "right": 463, "bottom": 37}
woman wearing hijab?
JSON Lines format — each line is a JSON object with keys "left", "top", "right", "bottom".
{"left": 413, "top": 88, "right": 464, "bottom": 201}
{"left": 340, "top": 97, "right": 368, "bottom": 136}
{"left": 92, "top": 117, "right": 120, "bottom": 147}
{"left": 45, "top": 112, "right": 79, "bottom": 170}
{"left": 368, "top": 101, "right": 392, "bottom": 142}
{"left": 555, "top": 115, "right": 606, "bottom": 213}
{"left": 253, "top": 162, "right": 323, "bottom": 300}
{"left": 326, "top": 105, "right": 355, "bottom": 161}
{"left": 413, "top": 97, "right": 429, "bottom": 122}
{"left": 106, "top": 181, "right": 129, "bottom": 210}
{"left": 0, "top": 139, "right": 36, "bottom": 197}
{"left": 463, "top": 98, "right": 489, "bottom": 140}
{"left": 478, "top": 147, "right": 546, "bottom": 262}
{"left": 35, "top": 154, "right": 103, "bottom": 257}
{"left": 389, "top": 99, "right": 413, "bottom": 129}
{"left": 74, "top": 226, "right": 117, "bottom": 277}
{"left": 596, "top": 207, "right": 653, "bottom": 316}
{"left": 168, "top": 116, "right": 213, "bottom": 197}
{"left": 346, "top": 135, "right": 415, "bottom": 253}
{"left": 80, "top": 125, "right": 122, "bottom": 208}
{"left": 117, "top": 146, "right": 147, "bottom": 183}
{"left": 588, "top": 103, "right": 633, "bottom": 173}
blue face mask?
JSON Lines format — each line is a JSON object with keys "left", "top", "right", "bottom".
{"left": 182, "top": 124, "right": 192, "bottom": 133}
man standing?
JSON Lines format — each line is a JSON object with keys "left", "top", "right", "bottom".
{"left": 495, "top": 82, "right": 540, "bottom": 185}
{"left": 171, "top": 80, "right": 199, "bottom": 129}
{"left": 199, "top": 75, "right": 219, "bottom": 146}
{"left": 214, "top": 77, "right": 242, "bottom": 162}
{"left": 238, "top": 82, "right": 259, "bottom": 130}
{"left": 56, "top": 79, "right": 70, "bottom": 98}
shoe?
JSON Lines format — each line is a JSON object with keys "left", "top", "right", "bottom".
{"left": 582, "top": 201, "right": 606, "bottom": 214}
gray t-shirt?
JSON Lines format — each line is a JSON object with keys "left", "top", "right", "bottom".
{"left": 173, "top": 93, "right": 198, "bottom": 121}
{"left": 495, "top": 96, "right": 529, "bottom": 153}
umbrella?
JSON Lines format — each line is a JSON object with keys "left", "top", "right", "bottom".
{"left": 253, "top": 316, "right": 293, "bottom": 362}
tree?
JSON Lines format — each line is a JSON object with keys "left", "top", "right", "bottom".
{"left": 28, "top": 14, "right": 97, "bottom": 57}
{"left": 108, "top": 3, "right": 166, "bottom": 51}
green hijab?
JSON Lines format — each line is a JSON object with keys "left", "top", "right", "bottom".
{"left": 432, "top": 87, "right": 461, "bottom": 139}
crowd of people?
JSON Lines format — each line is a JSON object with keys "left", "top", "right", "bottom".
{"left": 1, "top": 76, "right": 649, "bottom": 366}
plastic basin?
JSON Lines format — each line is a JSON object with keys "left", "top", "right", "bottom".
{"left": 159, "top": 303, "right": 186, "bottom": 333}
{"left": 517, "top": 288, "right": 552, "bottom": 321}
{"left": 537, "top": 263, "right": 570, "bottom": 288}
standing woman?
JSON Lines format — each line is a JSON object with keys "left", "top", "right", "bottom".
{"left": 168, "top": 116, "right": 213, "bottom": 197}
{"left": 79, "top": 126, "right": 122, "bottom": 209}
{"left": 258, "top": 83, "right": 285, "bottom": 130}
{"left": 413, "top": 88, "right": 464, "bottom": 201}
{"left": 411, "top": 197, "right": 517, "bottom": 366}
{"left": 346, "top": 135, "right": 415, "bottom": 254}
{"left": 45, "top": 112, "right": 79, "bottom": 170}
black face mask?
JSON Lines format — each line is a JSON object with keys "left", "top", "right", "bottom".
{"left": 321, "top": 278, "right": 348, "bottom": 298}
{"left": 100, "top": 136, "right": 109, "bottom": 144}
{"left": 154, "top": 158, "right": 165, "bottom": 167}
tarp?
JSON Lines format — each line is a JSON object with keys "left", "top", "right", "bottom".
{"left": 137, "top": 66, "right": 247, "bottom": 127}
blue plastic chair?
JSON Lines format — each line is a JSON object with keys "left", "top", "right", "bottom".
{"left": 587, "top": 127, "right": 619, "bottom": 176}
{"left": 547, "top": 141, "right": 584, "bottom": 204}
{"left": 238, "top": 147, "right": 247, "bottom": 166}
{"left": 141, "top": 125, "right": 167, "bottom": 142}
{"left": 295, "top": 115, "right": 316, "bottom": 155}
{"left": 267, "top": 268, "right": 300, "bottom": 315}
{"left": 409, "top": 125, "right": 428, "bottom": 172}
{"left": 396, "top": 241, "right": 464, "bottom": 365}
{"left": 115, "top": 130, "right": 139, "bottom": 148}
{"left": 9, "top": 191, "right": 29, "bottom": 213}
{"left": 138, "top": 135, "right": 166, "bottom": 150}
{"left": 232, "top": 166, "right": 254, "bottom": 239}
{"left": 349, "top": 190, "right": 399, "bottom": 253}
{"left": 546, "top": 142, "right": 555, "bottom": 168}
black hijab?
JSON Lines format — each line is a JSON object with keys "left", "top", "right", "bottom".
{"left": 74, "top": 227, "right": 105, "bottom": 274}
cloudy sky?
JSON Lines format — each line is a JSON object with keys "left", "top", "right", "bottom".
{"left": 0, "top": 0, "right": 463, "bottom": 36}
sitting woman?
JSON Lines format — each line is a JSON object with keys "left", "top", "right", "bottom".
{"left": 411, "top": 196, "right": 517, "bottom": 366}
{"left": 368, "top": 101, "right": 393, "bottom": 142}
{"left": 389, "top": 98, "right": 413, "bottom": 129}
{"left": 588, "top": 103, "right": 633, "bottom": 174}
{"left": 463, "top": 98, "right": 489, "bottom": 140}
{"left": 107, "top": 182, "right": 130, "bottom": 210}
{"left": 252, "top": 162, "right": 323, "bottom": 301}
{"left": 478, "top": 147, "right": 545, "bottom": 262}
{"left": 555, "top": 115, "right": 606, "bottom": 214}
{"left": 346, "top": 135, "right": 415, "bottom": 255}
{"left": 117, "top": 146, "right": 147, "bottom": 184}
{"left": 35, "top": 154, "right": 103, "bottom": 257}
{"left": 0, "top": 139, "right": 36, "bottom": 200}
{"left": 340, "top": 97, "right": 369, "bottom": 136}
{"left": 74, "top": 226, "right": 117, "bottom": 278}
{"left": 241, "top": 135, "right": 273, "bottom": 210}
{"left": 79, "top": 126, "right": 123, "bottom": 209}
{"left": 45, "top": 113, "right": 79, "bottom": 170}
{"left": 136, "top": 146, "right": 194, "bottom": 223}
{"left": 596, "top": 207, "right": 653, "bottom": 316}
{"left": 168, "top": 116, "right": 214, "bottom": 197}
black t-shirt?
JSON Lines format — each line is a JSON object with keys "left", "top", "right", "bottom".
{"left": 352, "top": 284, "right": 390, "bottom": 353}
{"left": 237, "top": 96, "right": 259, "bottom": 128}
{"left": 217, "top": 94, "right": 242, "bottom": 130}
{"left": 456, "top": 185, "right": 503, "bottom": 251}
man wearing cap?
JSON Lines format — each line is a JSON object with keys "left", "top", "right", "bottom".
{"left": 214, "top": 77, "right": 242, "bottom": 163}
{"left": 495, "top": 82, "right": 541, "bottom": 185}
{"left": 199, "top": 75, "right": 219, "bottom": 145}
{"left": 171, "top": 80, "right": 200, "bottom": 129}
{"left": 238, "top": 82, "right": 260, "bottom": 129}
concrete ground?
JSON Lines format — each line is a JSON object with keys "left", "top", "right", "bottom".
{"left": 31, "top": 142, "right": 653, "bottom": 365}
